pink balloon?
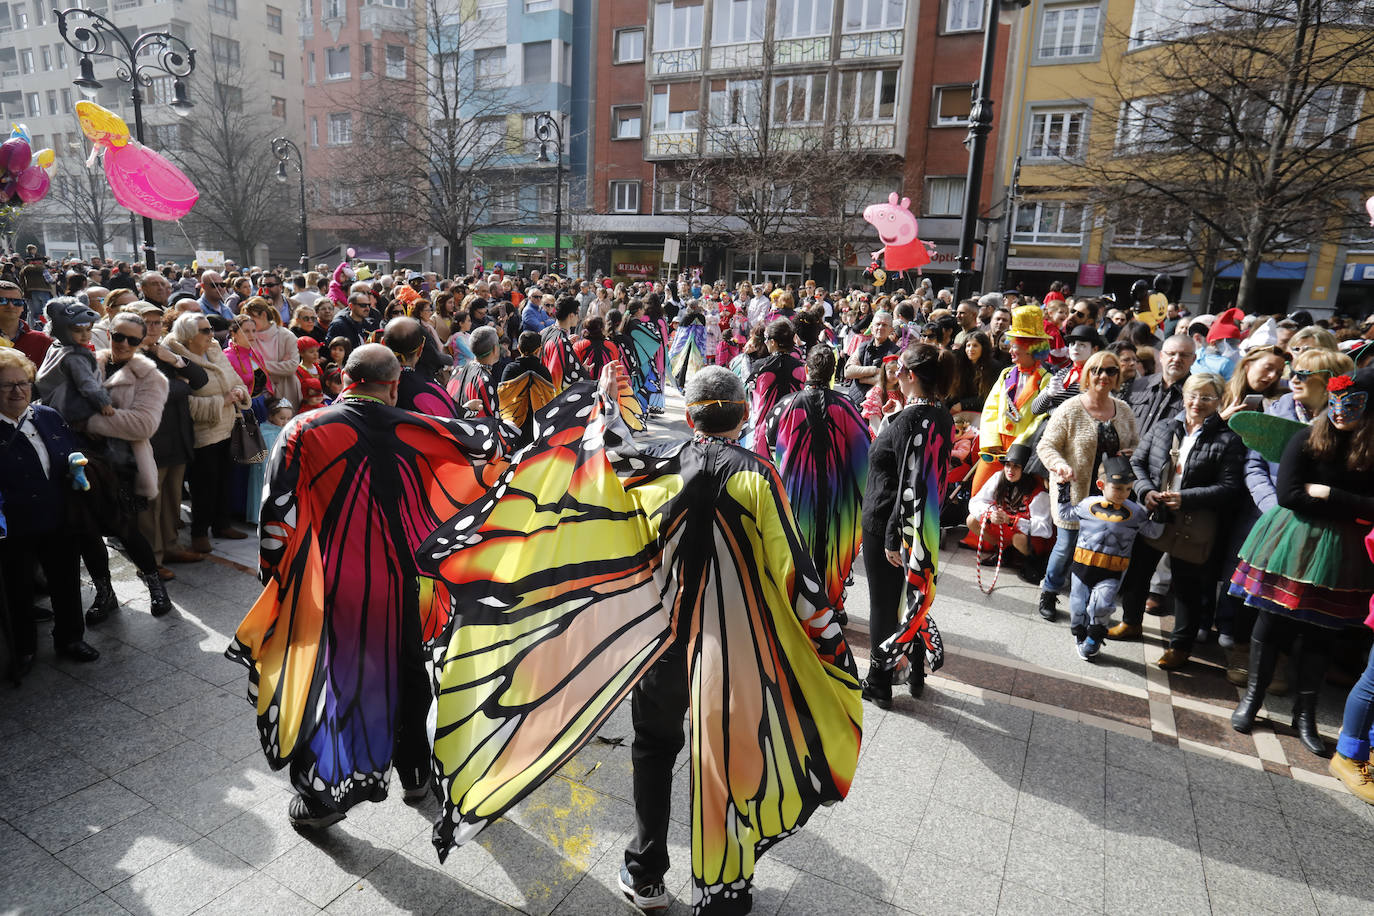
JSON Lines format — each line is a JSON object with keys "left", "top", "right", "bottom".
{"left": 103, "top": 140, "right": 198, "bottom": 220}
{"left": 0, "top": 137, "right": 32, "bottom": 175}
{"left": 1366, "top": 195, "right": 1374, "bottom": 228}
{"left": 0, "top": 176, "right": 15, "bottom": 202}
{"left": 14, "top": 165, "right": 49, "bottom": 203}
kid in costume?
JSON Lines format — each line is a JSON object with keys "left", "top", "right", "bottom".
{"left": 1068, "top": 456, "right": 1163, "bottom": 660}
{"left": 965, "top": 442, "right": 1053, "bottom": 584}
{"left": 34, "top": 297, "right": 109, "bottom": 427}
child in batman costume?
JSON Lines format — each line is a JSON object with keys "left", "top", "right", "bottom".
{"left": 1069, "top": 456, "right": 1163, "bottom": 660}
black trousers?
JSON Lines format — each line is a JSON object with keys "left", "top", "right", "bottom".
{"left": 862, "top": 532, "right": 904, "bottom": 652}
{"left": 0, "top": 530, "right": 85, "bottom": 655}
{"left": 624, "top": 645, "right": 689, "bottom": 886}
{"left": 80, "top": 525, "right": 158, "bottom": 579}
{"left": 1253, "top": 609, "right": 1340, "bottom": 694}
{"left": 1119, "top": 539, "right": 1217, "bottom": 651}
{"left": 189, "top": 438, "right": 233, "bottom": 537}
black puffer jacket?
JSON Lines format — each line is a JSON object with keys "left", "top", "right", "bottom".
{"left": 1129, "top": 411, "right": 1245, "bottom": 509}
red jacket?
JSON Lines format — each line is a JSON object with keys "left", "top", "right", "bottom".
{"left": 2, "top": 319, "right": 54, "bottom": 367}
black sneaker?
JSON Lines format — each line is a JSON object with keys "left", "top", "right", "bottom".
{"left": 618, "top": 864, "right": 669, "bottom": 911}
{"left": 287, "top": 794, "right": 345, "bottom": 830}
{"left": 398, "top": 765, "right": 431, "bottom": 803}
{"left": 1038, "top": 591, "right": 1058, "bottom": 622}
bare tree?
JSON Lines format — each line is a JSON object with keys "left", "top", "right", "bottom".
{"left": 168, "top": 15, "right": 292, "bottom": 265}
{"left": 1080, "top": 0, "right": 1374, "bottom": 310}
{"left": 47, "top": 169, "right": 121, "bottom": 260}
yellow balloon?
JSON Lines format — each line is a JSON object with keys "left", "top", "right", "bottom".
{"left": 35, "top": 148, "right": 55, "bottom": 168}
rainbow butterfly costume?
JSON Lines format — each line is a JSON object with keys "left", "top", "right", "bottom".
{"left": 417, "top": 384, "right": 862, "bottom": 913}
{"left": 764, "top": 383, "right": 872, "bottom": 617}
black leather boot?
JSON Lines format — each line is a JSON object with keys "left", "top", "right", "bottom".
{"left": 1038, "top": 590, "right": 1058, "bottom": 622}
{"left": 861, "top": 658, "right": 893, "bottom": 710}
{"left": 85, "top": 578, "right": 118, "bottom": 626}
{"left": 1231, "top": 637, "right": 1279, "bottom": 733}
{"left": 1291, "top": 649, "right": 1330, "bottom": 757}
{"left": 141, "top": 571, "right": 173, "bottom": 618}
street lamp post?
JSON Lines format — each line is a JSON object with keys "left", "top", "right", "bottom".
{"left": 54, "top": 6, "right": 195, "bottom": 270}
{"left": 953, "top": 0, "right": 1028, "bottom": 303}
{"left": 533, "top": 112, "right": 564, "bottom": 274}
{"left": 272, "top": 137, "right": 308, "bottom": 268}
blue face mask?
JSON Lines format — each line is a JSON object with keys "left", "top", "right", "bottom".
{"left": 1329, "top": 390, "right": 1367, "bottom": 425}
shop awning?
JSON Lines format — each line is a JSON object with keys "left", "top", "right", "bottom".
{"left": 1216, "top": 260, "right": 1307, "bottom": 280}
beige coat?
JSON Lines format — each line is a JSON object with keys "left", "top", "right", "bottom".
{"left": 166, "top": 338, "right": 247, "bottom": 448}
{"left": 256, "top": 324, "right": 301, "bottom": 407}
{"left": 1036, "top": 394, "right": 1139, "bottom": 528}
{"left": 84, "top": 350, "right": 169, "bottom": 498}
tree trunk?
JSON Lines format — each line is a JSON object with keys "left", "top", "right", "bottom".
{"left": 445, "top": 236, "right": 462, "bottom": 277}
{"left": 1236, "top": 214, "right": 1267, "bottom": 313}
{"left": 1197, "top": 234, "right": 1221, "bottom": 314}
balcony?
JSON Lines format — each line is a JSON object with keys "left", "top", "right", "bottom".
{"left": 708, "top": 41, "right": 762, "bottom": 71}
{"left": 832, "top": 122, "right": 898, "bottom": 151}
{"left": 647, "top": 130, "right": 698, "bottom": 157}
{"left": 838, "top": 29, "right": 903, "bottom": 58}
{"left": 361, "top": 2, "right": 411, "bottom": 33}
{"left": 775, "top": 37, "right": 830, "bottom": 65}
{"left": 651, "top": 48, "right": 701, "bottom": 76}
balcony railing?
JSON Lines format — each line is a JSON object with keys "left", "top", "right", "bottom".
{"left": 774, "top": 36, "right": 830, "bottom": 65}
{"left": 648, "top": 130, "right": 699, "bottom": 157}
{"left": 708, "top": 41, "right": 762, "bottom": 70}
{"left": 838, "top": 29, "right": 902, "bottom": 58}
{"left": 651, "top": 48, "right": 701, "bottom": 76}
{"left": 832, "top": 122, "right": 898, "bottom": 150}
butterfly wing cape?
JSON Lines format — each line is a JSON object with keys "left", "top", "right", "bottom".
{"left": 668, "top": 322, "right": 708, "bottom": 393}
{"left": 225, "top": 403, "right": 509, "bottom": 809}
{"left": 541, "top": 326, "right": 588, "bottom": 392}
{"left": 497, "top": 367, "right": 558, "bottom": 432}
{"left": 629, "top": 318, "right": 668, "bottom": 410}
{"left": 745, "top": 353, "right": 805, "bottom": 455}
{"left": 765, "top": 386, "right": 872, "bottom": 614}
{"left": 876, "top": 407, "right": 953, "bottom": 673}
{"left": 417, "top": 385, "right": 862, "bottom": 911}
{"left": 1228, "top": 410, "right": 1307, "bottom": 465}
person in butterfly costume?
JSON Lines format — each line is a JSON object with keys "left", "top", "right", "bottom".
{"left": 225, "top": 345, "right": 514, "bottom": 829}
{"left": 416, "top": 365, "right": 862, "bottom": 915}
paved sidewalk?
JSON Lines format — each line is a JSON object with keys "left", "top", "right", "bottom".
{"left": 3, "top": 399, "right": 1373, "bottom": 915}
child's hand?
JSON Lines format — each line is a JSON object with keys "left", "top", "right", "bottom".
{"left": 100, "top": 404, "right": 116, "bottom": 417}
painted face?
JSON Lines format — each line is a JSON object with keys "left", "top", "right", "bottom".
{"left": 1329, "top": 390, "right": 1368, "bottom": 427}
{"left": 1067, "top": 341, "right": 1094, "bottom": 365}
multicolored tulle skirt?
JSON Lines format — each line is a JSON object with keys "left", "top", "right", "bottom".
{"left": 1228, "top": 506, "right": 1374, "bottom": 629}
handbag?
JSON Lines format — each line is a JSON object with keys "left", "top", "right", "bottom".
{"left": 1142, "top": 430, "right": 1217, "bottom": 565}
{"left": 229, "top": 407, "right": 268, "bottom": 464}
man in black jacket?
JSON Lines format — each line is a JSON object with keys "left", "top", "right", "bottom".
{"left": 1124, "top": 334, "right": 1196, "bottom": 439}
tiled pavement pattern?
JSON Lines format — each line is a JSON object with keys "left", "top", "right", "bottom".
{"left": 3, "top": 394, "right": 1373, "bottom": 915}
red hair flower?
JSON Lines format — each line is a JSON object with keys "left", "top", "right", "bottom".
{"left": 1328, "top": 374, "right": 1355, "bottom": 393}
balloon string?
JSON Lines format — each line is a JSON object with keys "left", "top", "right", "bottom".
{"left": 174, "top": 219, "right": 197, "bottom": 255}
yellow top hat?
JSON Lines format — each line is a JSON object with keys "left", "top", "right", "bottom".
{"left": 1007, "top": 304, "right": 1050, "bottom": 340}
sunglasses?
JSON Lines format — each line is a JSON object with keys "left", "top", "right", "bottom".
{"left": 110, "top": 331, "right": 145, "bottom": 346}
{"left": 196, "top": 326, "right": 214, "bottom": 335}
{"left": 1089, "top": 365, "right": 1119, "bottom": 377}
{"left": 204, "top": 281, "right": 224, "bottom": 288}
{"left": 264, "top": 282, "right": 282, "bottom": 288}
{"left": 0, "top": 296, "right": 24, "bottom": 305}
{"left": 1249, "top": 345, "right": 1289, "bottom": 361}
{"left": 1291, "top": 368, "right": 1332, "bottom": 382}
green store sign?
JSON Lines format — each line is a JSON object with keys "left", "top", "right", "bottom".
{"left": 472, "top": 233, "right": 581, "bottom": 248}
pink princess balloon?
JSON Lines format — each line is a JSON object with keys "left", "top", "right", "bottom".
{"left": 104, "top": 139, "right": 198, "bottom": 220}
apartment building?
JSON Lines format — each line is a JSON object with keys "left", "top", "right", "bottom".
{"left": 1, "top": 0, "right": 303, "bottom": 263}
{"left": 581, "top": 0, "right": 1013, "bottom": 287}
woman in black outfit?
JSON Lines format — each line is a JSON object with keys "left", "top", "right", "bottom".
{"left": 860, "top": 343, "right": 954, "bottom": 707}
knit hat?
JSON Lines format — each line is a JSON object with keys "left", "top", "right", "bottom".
{"left": 1206, "top": 307, "right": 1245, "bottom": 343}
{"left": 296, "top": 336, "right": 320, "bottom": 353}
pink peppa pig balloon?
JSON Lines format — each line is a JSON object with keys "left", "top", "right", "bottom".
{"left": 1366, "top": 195, "right": 1374, "bottom": 228}
{"left": 0, "top": 137, "right": 32, "bottom": 175}
{"left": 14, "top": 164, "right": 50, "bottom": 203}
{"left": 863, "top": 192, "right": 933, "bottom": 273}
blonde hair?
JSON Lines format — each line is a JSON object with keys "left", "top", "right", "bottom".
{"left": 1082, "top": 350, "right": 1122, "bottom": 391}
{"left": 0, "top": 347, "right": 37, "bottom": 380}
{"left": 1288, "top": 326, "right": 1338, "bottom": 352}
{"left": 1293, "top": 348, "right": 1354, "bottom": 376}
{"left": 1184, "top": 372, "right": 1225, "bottom": 399}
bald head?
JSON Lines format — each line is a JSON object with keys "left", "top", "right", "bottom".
{"left": 383, "top": 316, "right": 425, "bottom": 366}
{"left": 199, "top": 270, "right": 223, "bottom": 303}
{"left": 343, "top": 343, "right": 401, "bottom": 404}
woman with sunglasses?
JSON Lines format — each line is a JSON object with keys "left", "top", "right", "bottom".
{"left": 1221, "top": 349, "right": 1357, "bottom": 683}
{"left": 1230, "top": 369, "right": 1374, "bottom": 760}
{"left": 1219, "top": 346, "right": 1288, "bottom": 421}
{"left": 166, "top": 312, "right": 251, "bottom": 554}
{"left": 77, "top": 311, "right": 174, "bottom": 619}
{"left": 289, "top": 304, "right": 327, "bottom": 345}
{"left": 1034, "top": 351, "right": 1140, "bottom": 612}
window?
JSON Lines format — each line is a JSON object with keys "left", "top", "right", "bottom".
{"left": 362, "top": 44, "right": 373, "bottom": 74}
{"left": 40, "top": 45, "right": 50, "bottom": 70}
{"left": 611, "top": 180, "right": 641, "bottom": 213}
{"left": 924, "top": 177, "right": 965, "bottom": 216}
{"left": 523, "top": 41, "right": 551, "bottom": 83}
{"left": 308, "top": 51, "right": 316, "bottom": 83}
{"left": 215, "top": 83, "right": 243, "bottom": 110}
{"left": 1116, "top": 95, "right": 1178, "bottom": 152}
{"left": 657, "top": 180, "right": 707, "bottom": 212}
{"left": 612, "top": 105, "right": 643, "bottom": 139}
{"left": 272, "top": 96, "right": 286, "bottom": 118}
{"left": 1039, "top": 2, "right": 1101, "bottom": 59}
{"left": 211, "top": 35, "right": 240, "bottom": 66}
{"left": 771, "top": 73, "right": 827, "bottom": 125}
{"left": 651, "top": 87, "right": 700, "bottom": 131}
{"left": 147, "top": 124, "right": 186, "bottom": 150}
{"left": 311, "top": 116, "right": 319, "bottom": 147}
{"left": 326, "top": 46, "right": 351, "bottom": 80}
{"left": 210, "top": 0, "right": 237, "bottom": 16}
{"left": 26, "top": 93, "right": 39, "bottom": 118}
{"left": 843, "top": 0, "right": 904, "bottom": 31}
{"left": 56, "top": 45, "right": 67, "bottom": 69}
{"left": 839, "top": 69, "right": 899, "bottom": 122}
{"left": 777, "top": 0, "right": 833, "bottom": 38}
{"left": 46, "top": 90, "right": 57, "bottom": 116}
{"left": 20, "top": 49, "right": 32, "bottom": 74}
{"left": 60, "top": 88, "right": 71, "bottom": 113}
{"left": 614, "top": 28, "right": 645, "bottom": 63}
{"left": 475, "top": 47, "right": 505, "bottom": 88}
{"left": 931, "top": 84, "right": 972, "bottom": 126}
{"left": 385, "top": 45, "right": 406, "bottom": 78}
{"left": 330, "top": 185, "right": 354, "bottom": 209}
{"left": 535, "top": 184, "right": 567, "bottom": 211}
{"left": 713, "top": 0, "right": 765, "bottom": 44}
{"left": 270, "top": 52, "right": 285, "bottom": 77}
{"left": 1013, "top": 201, "right": 1086, "bottom": 244}
{"left": 654, "top": 1, "right": 704, "bottom": 51}
{"left": 1296, "top": 85, "right": 1362, "bottom": 150}
{"left": 708, "top": 79, "right": 762, "bottom": 128}
{"left": 266, "top": 5, "right": 283, "bottom": 32}
{"left": 329, "top": 112, "right": 353, "bottom": 145}
{"left": 1027, "top": 107, "right": 1086, "bottom": 160}
{"left": 491, "top": 187, "right": 517, "bottom": 215}
{"left": 945, "top": 0, "right": 980, "bottom": 31}
{"left": 323, "top": 0, "right": 345, "bottom": 19}
{"left": 150, "top": 75, "right": 175, "bottom": 103}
